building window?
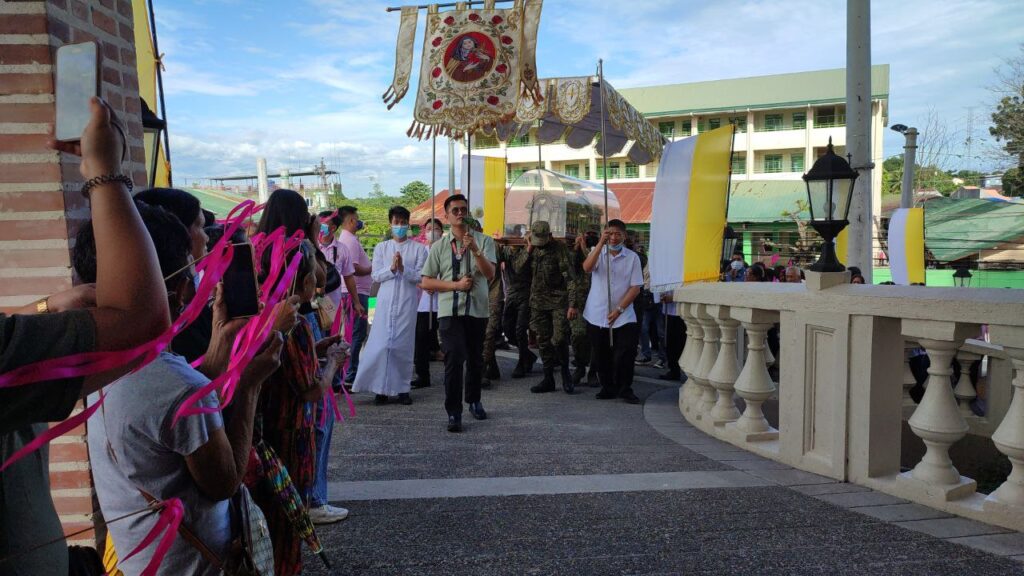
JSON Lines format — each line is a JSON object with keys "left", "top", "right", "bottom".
{"left": 474, "top": 134, "right": 499, "bottom": 148}
{"left": 564, "top": 164, "right": 580, "bottom": 177}
{"left": 792, "top": 112, "right": 806, "bottom": 129}
{"left": 681, "top": 120, "right": 692, "bottom": 134}
{"left": 790, "top": 153, "right": 804, "bottom": 173}
{"left": 764, "top": 154, "right": 783, "bottom": 173}
{"left": 658, "top": 121, "right": 675, "bottom": 138}
{"left": 597, "top": 161, "right": 620, "bottom": 179}
{"left": 623, "top": 162, "right": 639, "bottom": 178}
{"left": 584, "top": 163, "right": 590, "bottom": 180}
{"left": 708, "top": 118, "right": 721, "bottom": 130}
{"left": 764, "top": 114, "right": 783, "bottom": 132}
{"left": 508, "top": 166, "right": 528, "bottom": 183}
{"left": 508, "top": 133, "right": 531, "bottom": 147}
{"left": 815, "top": 107, "right": 845, "bottom": 128}
{"left": 731, "top": 155, "right": 746, "bottom": 174}
{"left": 729, "top": 116, "right": 746, "bottom": 133}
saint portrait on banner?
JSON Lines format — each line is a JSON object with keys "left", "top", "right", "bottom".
{"left": 445, "top": 33, "right": 495, "bottom": 83}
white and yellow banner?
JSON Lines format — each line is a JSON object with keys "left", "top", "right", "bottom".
{"left": 887, "top": 207, "right": 925, "bottom": 285}
{"left": 649, "top": 125, "right": 735, "bottom": 292}
{"left": 460, "top": 154, "right": 506, "bottom": 236}
{"left": 132, "top": 0, "right": 170, "bottom": 187}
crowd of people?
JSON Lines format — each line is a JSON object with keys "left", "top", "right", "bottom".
{"left": 0, "top": 97, "right": 666, "bottom": 575}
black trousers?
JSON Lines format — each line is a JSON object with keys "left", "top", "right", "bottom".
{"left": 439, "top": 316, "right": 488, "bottom": 416}
{"left": 664, "top": 315, "right": 686, "bottom": 377}
{"left": 586, "top": 321, "right": 640, "bottom": 396}
{"left": 414, "top": 311, "right": 438, "bottom": 382}
{"left": 506, "top": 298, "right": 531, "bottom": 365}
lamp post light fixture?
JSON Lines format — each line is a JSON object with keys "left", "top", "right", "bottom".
{"left": 141, "top": 99, "right": 166, "bottom": 189}
{"left": 802, "top": 138, "right": 858, "bottom": 273}
{"left": 721, "top": 225, "right": 738, "bottom": 264}
{"left": 953, "top": 267, "right": 973, "bottom": 288}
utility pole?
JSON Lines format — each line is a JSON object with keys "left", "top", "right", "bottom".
{"left": 964, "top": 106, "right": 975, "bottom": 169}
{"left": 900, "top": 128, "right": 918, "bottom": 208}
{"left": 846, "top": 0, "right": 874, "bottom": 281}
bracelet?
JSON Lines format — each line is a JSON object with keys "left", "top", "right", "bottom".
{"left": 80, "top": 174, "right": 133, "bottom": 198}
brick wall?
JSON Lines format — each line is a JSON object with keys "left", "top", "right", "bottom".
{"left": 0, "top": 0, "right": 146, "bottom": 547}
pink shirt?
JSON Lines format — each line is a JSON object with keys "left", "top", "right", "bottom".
{"left": 338, "top": 229, "right": 372, "bottom": 295}
{"left": 321, "top": 237, "right": 355, "bottom": 305}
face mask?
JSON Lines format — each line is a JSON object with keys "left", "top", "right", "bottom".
{"left": 607, "top": 241, "right": 623, "bottom": 252}
{"left": 429, "top": 230, "right": 441, "bottom": 241}
{"left": 392, "top": 225, "right": 409, "bottom": 239}
{"left": 356, "top": 220, "right": 365, "bottom": 232}
{"left": 192, "top": 269, "right": 204, "bottom": 290}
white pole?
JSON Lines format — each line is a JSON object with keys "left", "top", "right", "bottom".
{"left": 256, "top": 157, "right": 269, "bottom": 203}
{"left": 900, "top": 127, "right": 918, "bottom": 209}
{"left": 448, "top": 137, "right": 456, "bottom": 198}
{"left": 846, "top": 0, "right": 874, "bottom": 281}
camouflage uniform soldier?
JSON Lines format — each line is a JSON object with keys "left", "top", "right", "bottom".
{"left": 482, "top": 245, "right": 511, "bottom": 384}
{"left": 517, "top": 221, "right": 580, "bottom": 394}
{"left": 505, "top": 244, "right": 537, "bottom": 378}
{"left": 570, "top": 233, "right": 595, "bottom": 386}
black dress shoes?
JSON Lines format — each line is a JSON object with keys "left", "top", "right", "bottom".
{"left": 620, "top": 391, "right": 641, "bottom": 405}
{"left": 469, "top": 402, "right": 488, "bottom": 420}
{"left": 447, "top": 415, "right": 463, "bottom": 433}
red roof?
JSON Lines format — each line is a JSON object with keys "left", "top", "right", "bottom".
{"left": 410, "top": 184, "right": 658, "bottom": 226}
{"left": 410, "top": 189, "right": 457, "bottom": 225}
{"left": 607, "top": 182, "right": 655, "bottom": 224}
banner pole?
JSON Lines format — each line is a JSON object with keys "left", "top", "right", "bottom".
{"left": 466, "top": 133, "right": 472, "bottom": 206}
{"left": 430, "top": 135, "right": 437, "bottom": 331}
{"left": 598, "top": 59, "right": 613, "bottom": 347}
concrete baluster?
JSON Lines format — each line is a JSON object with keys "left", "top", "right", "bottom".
{"left": 903, "top": 341, "right": 918, "bottom": 416}
{"left": 729, "top": 308, "right": 780, "bottom": 441}
{"left": 954, "top": 348, "right": 981, "bottom": 419}
{"left": 985, "top": 330, "right": 1024, "bottom": 518}
{"left": 903, "top": 319, "right": 978, "bottom": 500}
{"left": 707, "top": 305, "right": 741, "bottom": 425}
{"left": 694, "top": 304, "right": 721, "bottom": 421}
{"left": 679, "top": 303, "right": 705, "bottom": 414}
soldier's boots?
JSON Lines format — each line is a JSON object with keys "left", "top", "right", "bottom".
{"left": 511, "top": 349, "right": 537, "bottom": 379}
{"left": 486, "top": 357, "right": 501, "bottom": 381}
{"left": 572, "top": 364, "right": 587, "bottom": 386}
{"left": 530, "top": 366, "right": 557, "bottom": 393}
{"left": 560, "top": 347, "right": 576, "bottom": 394}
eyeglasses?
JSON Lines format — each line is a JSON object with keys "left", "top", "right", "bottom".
{"left": 449, "top": 206, "right": 469, "bottom": 215}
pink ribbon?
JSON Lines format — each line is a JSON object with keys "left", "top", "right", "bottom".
{"left": 122, "top": 497, "right": 184, "bottom": 576}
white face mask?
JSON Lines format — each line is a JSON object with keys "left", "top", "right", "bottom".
{"left": 429, "top": 229, "right": 441, "bottom": 241}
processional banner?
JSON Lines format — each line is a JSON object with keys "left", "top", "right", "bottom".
{"left": 460, "top": 154, "right": 507, "bottom": 236}
{"left": 649, "top": 126, "right": 735, "bottom": 293}
{"left": 887, "top": 207, "right": 926, "bottom": 285}
{"left": 385, "top": 0, "right": 543, "bottom": 139}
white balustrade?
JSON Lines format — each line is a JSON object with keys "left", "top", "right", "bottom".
{"left": 679, "top": 303, "right": 704, "bottom": 414}
{"left": 954, "top": 348, "right": 981, "bottom": 419}
{"left": 984, "top": 328, "right": 1024, "bottom": 522}
{"left": 728, "top": 308, "right": 779, "bottom": 441}
{"left": 693, "top": 304, "right": 721, "bottom": 422}
{"left": 673, "top": 279, "right": 1024, "bottom": 531}
{"left": 706, "top": 305, "right": 741, "bottom": 426}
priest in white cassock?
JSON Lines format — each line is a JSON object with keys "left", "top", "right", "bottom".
{"left": 353, "top": 205, "right": 428, "bottom": 406}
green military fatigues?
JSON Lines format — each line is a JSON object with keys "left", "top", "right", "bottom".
{"left": 483, "top": 245, "right": 513, "bottom": 368}
{"left": 570, "top": 245, "right": 591, "bottom": 373}
{"left": 518, "top": 240, "right": 580, "bottom": 368}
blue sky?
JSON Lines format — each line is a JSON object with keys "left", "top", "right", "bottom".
{"left": 155, "top": 0, "right": 1023, "bottom": 197}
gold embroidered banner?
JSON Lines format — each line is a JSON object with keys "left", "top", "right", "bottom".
{"left": 382, "top": 6, "right": 418, "bottom": 110}
{"left": 404, "top": 0, "right": 543, "bottom": 140}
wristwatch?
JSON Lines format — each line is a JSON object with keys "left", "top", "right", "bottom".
{"left": 36, "top": 298, "right": 50, "bottom": 314}
{"left": 615, "top": 306, "right": 626, "bottom": 314}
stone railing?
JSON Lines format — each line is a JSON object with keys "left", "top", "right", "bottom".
{"left": 672, "top": 272, "right": 1024, "bottom": 531}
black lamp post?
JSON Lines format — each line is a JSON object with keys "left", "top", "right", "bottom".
{"left": 802, "top": 138, "right": 858, "bottom": 272}
{"left": 141, "top": 98, "right": 166, "bottom": 188}
{"left": 721, "top": 225, "right": 738, "bottom": 263}
{"left": 953, "top": 267, "right": 973, "bottom": 288}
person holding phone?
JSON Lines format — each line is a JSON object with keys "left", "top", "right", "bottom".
{"left": 0, "top": 98, "right": 169, "bottom": 576}
{"left": 420, "top": 194, "right": 496, "bottom": 433}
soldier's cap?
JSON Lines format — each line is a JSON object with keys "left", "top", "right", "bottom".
{"left": 530, "top": 220, "right": 551, "bottom": 246}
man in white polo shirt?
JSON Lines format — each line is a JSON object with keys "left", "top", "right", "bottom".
{"left": 581, "top": 219, "right": 645, "bottom": 404}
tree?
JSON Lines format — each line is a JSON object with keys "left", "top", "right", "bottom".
{"left": 1003, "top": 167, "right": 1023, "bottom": 196}
{"left": 880, "top": 154, "right": 957, "bottom": 197}
{"left": 989, "top": 44, "right": 1024, "bottom": 167}
{"left": 399, "top": 180, "right": 432, "bottom": 207}
{"left": 370, "top": 180, "right": 386, "bottom": 199}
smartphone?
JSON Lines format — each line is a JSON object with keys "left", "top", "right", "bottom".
{"left": 55, "top": 42, "right": 100, "bottom": 142}
{"left": 222, "top": 243, "right": 260, "bottom": 319}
